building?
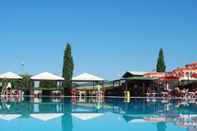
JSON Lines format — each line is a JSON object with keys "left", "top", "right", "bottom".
{"left": 106, "top": 71, "right": 156, "bottom": 97}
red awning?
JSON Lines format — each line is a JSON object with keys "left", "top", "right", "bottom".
{"left": 160, "top": 76, "right": 180, "bottom": 81}
{"left": 192, "top": 74, "right": 197, "bottom": 78}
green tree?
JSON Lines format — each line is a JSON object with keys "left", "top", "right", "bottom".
{"left": 156, "top": 48, "right": 166, "bottom": 72}
{"left": 20, "top": 74, "right": 31, "bottom": 89}
{"left": 40, "top": 81, "right": 57, "bottom": 89}
{"left": 12, "top": 75, "right": 30, "bottom": 89}
{"left": 62, "top": 43, "right": 74, "bottom": 95}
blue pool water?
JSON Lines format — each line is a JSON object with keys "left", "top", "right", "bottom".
{"left": 0, "top": 97, "right": 196, "bottom": 131}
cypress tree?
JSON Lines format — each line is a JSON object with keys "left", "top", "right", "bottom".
{"left": 156, "top": 48, "right": 166, "bottom": 72}
{"left": 62, "top": 43, "right": 74, "bottom": 95}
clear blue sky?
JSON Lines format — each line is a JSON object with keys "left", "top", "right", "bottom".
{"left": 0, "top": 0, "right": 196, "bottom": 79}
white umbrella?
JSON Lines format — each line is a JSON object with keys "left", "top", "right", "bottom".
{"left": 72, "top": 73, "right": 104, "bottom": 81}
{"left": 31, "top": 72, "right": 64, "bottom": 81}
{"left": 0, "top": 72, "right": 22, "bottom": 79}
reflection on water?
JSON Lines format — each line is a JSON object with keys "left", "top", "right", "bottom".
{"left": 0, "top": 97, "right": 197, "bottom": 131}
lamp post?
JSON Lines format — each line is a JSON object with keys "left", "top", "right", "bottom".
{"left": 21, "top": 61, "right": 25, "bottom": 75}
{"left": 187, "top": 72, "right": 190, "bottom": 87}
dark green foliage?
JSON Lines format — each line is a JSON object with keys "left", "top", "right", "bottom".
{"left": 11, "top": 74, "right": 31, "bottom": 89}
{"left": 10, "top": 74, "right": 31, "bottom": 90}
{"left": 40, "top": 81, "right": 57, "bottom": 89}
{"left": 11, "top": 80, "right": 22, "bottom": 89}
{"left": 0, "top": 75, "right": 31, "bottom": 93}
{"left": 62, "top": 43, "right": 74, "bottom": 94}
{"left": 20, "top": 74, "right": 31, "bottom": 89}
{"left": 156, "top": 48, "right": 166, "bottom": 72}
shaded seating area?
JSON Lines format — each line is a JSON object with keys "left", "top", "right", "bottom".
{"left": 127, "top": 77, "right": 157, "bottom": 97}
{"left": 107, "top": 71, "right": 156, "bottom": 97}
{"left": 30, "top": 72, "right": 64, "bottom": 97}
{"left": 71, "top": 73, "right": 105, "bottom": 98}
{"left": 0, "top": 72, "right": 23, "bottom": 97}
{"left": 158, "top": 71, "right": 197, "bottom": 98}
{"left": 116, "top": 77, "right": 156, "bottom": 97}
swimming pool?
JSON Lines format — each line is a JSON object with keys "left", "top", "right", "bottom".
{"left": 0, "top": 97, "right": 196, "bottom": 131}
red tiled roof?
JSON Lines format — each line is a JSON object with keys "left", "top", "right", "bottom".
{"left": 186, "top": 62, "right": 197, "bottom": 67}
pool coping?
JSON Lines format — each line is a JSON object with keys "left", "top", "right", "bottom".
{"left": 1, "top": 95, "right": 197, "bottom": 100}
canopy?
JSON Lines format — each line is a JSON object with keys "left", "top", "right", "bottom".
{"left": 31, "top": 72, "right": 64, "bottom": 81}
{"left": 72, "top": 73, "right": 104, "bottom": 82}
{"left": 71, "top": 113, "right": 104, "bottom": 121}
{"left": 160, "top": 76, "right": 180, "bottom": 81}
{"left": 0, "top": 72, "right": 22, "bottom": 79}
{"left": 30, "top": 113, "right": 64, "bottom": 121}
{"left": 191, "top": 74, "right": 197, "bottom": 78}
